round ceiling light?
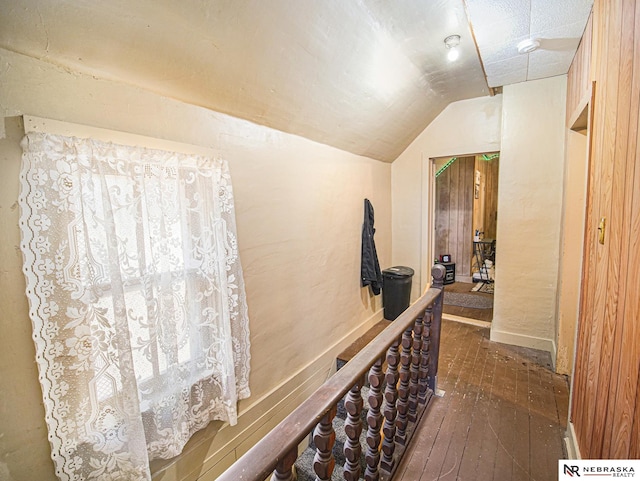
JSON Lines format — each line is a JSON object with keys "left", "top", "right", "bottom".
{"left": 517, "top": 38, "right": 541, "bottom": 54}
{"left": 444, "top": 34, "right": 461, "bottom": 62}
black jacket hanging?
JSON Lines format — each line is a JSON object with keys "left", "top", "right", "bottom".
{"left": 361, "top": 198, "right": 383, "bottom": 295}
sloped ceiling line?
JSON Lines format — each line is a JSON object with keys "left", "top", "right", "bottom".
{"left": 0, "top": 0, "right": 592, "bottom": 162}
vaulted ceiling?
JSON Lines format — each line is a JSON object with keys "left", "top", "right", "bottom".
{"left": 0, "top": 0, "right": 592, "bottom": 162}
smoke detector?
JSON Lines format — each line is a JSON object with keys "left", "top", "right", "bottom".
{"left": 517, "top": 38, "right": 541, "bottom": 54}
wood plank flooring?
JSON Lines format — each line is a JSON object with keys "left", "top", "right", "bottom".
{"left": 443, "top": 282, "right": 494, "bottom": 322}
{"left": 395, "top": 320, "right": 569, "bottom": 481}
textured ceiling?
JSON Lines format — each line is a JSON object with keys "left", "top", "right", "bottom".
{"left": 466, "top": 0, "right": 593, "bottom": 87}
{"left": 0, "top": 0, "right": 489, "bottom": 162}
{"left": 0, "top": 0, "right": 592, "bottom": 162}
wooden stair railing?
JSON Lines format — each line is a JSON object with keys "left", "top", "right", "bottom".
{"left": 217, "top": 264, "right": 446, "bottom": 481}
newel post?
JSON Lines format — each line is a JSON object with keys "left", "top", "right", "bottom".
{"left": 429, "top": 264, "right": 446, "bottom": 392}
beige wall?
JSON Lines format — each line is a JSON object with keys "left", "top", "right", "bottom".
{"left": 391, "top": 76, "right": 568, "bottom": 358}
{"left": 391, "top": 95, "right": 503, "bottom": 298}
{"left": 0, "top": 49, "right": 390, "bottom": 481}
{"left": 491, "top": 76, "right": 567, "bottom": 356}
{"left": 555, "top": 129, "right": 588, "bottom": 375}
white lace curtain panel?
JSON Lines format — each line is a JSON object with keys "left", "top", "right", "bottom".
{"left": 19, "top": 132, "right": 251, "bottom": 481}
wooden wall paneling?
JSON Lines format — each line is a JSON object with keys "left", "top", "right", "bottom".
{"left": 602, "top": 0, "right": 639, "bottom": 458}
{"left": 587, "top": 0, "right": 623, "bottom": 457}
{"left": 626, "top": 79, "right": 640, "bottom": 456}
{"left": 583, "top": 0, "right": 620, "bottom": 458}
{"left": 453, "top": 157, "right": 464, "bottom": 275}
{"left": 443, "top": 166, "right": 452, "bottom": 258}
{"left": 590, "top": 0, "right": 601, "bottom": 85}
{"left": 472, "top": 156, "right": 484, "bottom": 239}
{"left": 435, "top": 165, "right": 451, "bottom": 260}
{"left": 457, "top": 160, "right": 464, "bottom": 274}
{"left": 632, "top": 371, "right": 640, "bottom": 457}
{"left": 484, "top": 159, "right": 499, "bottom": 240}
{"left": 455, "top": 159, "right": 464, "bottom": 272}
{"left": 466, "top": 157, "right": 475, "bottom": 274}
{"left": 480, "top": 158, "right": 487, "bottom": 237}
{"left": 484, "top": 162, "right": 489, "bottom": 227}
{"left": 573, "top": 0, "right": 609, "bottom": 457}
{"left": 571, "top": 0, "right": 640, "bottom": 459}
{"left": 573, "top": 3, "right": 604, "bottom": 453}
{"left": 609, "top": 97, "right": 640, "bottom": 458}
{"left": 570, "top": 82, "right": 596, "bottom": 427}
{"left": 608, "top": 0, "right": 640, "bottom": 456}
{"left": 443, "top": 161, "right": 453, "bottom": 259}
{"left": 571, "top": 11, "right": 603, "bottom": 436}
{"left": 571, "top": 92, "right": 597, "bottom": 441}
{"left": 582, "top": 14, "right": 594, "bottom": 99}
{"left": 570, "top": 15, "right": 597, "bottom": 437}
{"left": 567, "top": 13, "right": 593, "bottom": 126}
{"left": 472, "top": 156, "right": 484, "bottom": 277}
{"left": 471, "top": 155, "right": 498, "bottom": 272}
{"left": 460, "top": 157, "right": 474, "bottom": 276}
{"left": 577, "top": 23, "right": 603, "bottom": 443}
{"left": 448, "top": 159, "right": 460, "bottom": 265}
{"left": 434, "top": 157, "right": 474, "bottom": 277}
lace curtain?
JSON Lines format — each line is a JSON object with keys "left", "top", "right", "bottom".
{"left": 19, "top": 132, "right": 251, "bottom": 481}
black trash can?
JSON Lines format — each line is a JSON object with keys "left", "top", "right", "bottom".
{"left": 382, "top": 266, "right": 414, "bottom": 320}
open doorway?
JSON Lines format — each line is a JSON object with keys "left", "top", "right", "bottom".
{"left": 432, "top": 152, "right": 499, "bottom": 323}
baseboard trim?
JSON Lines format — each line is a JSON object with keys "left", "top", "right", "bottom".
{"left": 564, "top": 422, "right": 582, "bottom": 459}
{"left": 153, "top": 309, "right": 384, "bottom": 481}
{"left": 489, "top": 328, "right": 555, "bottom": 355}
{"left": 550, "top": 339, "right": 558, "bottom": 371}
{"left": 442, "top": 313, "right": 491, "bottom": 329}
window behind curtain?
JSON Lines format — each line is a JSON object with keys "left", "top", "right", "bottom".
{"left": 19, "top": 132, "right": 250, "bottom": 481}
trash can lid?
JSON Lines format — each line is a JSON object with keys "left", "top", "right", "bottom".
{"left": 382, "top": 266, "right": 414, "bottom": 278}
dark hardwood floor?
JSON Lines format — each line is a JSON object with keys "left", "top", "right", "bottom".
{"left": 443, "top": 281, "right": 494, "bottom": 322}
{"left": 396, "top": 320, "right": 569, "bottom": 481}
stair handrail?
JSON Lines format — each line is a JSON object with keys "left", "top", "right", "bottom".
{"left": 217, "top": 264, "right": 446, "bottom": 481}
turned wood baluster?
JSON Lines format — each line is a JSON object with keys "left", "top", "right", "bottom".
{"left": 271, "top": 447, "right": 298, "bottom": 481}
{"left": 343, "top": 378, "right": 365, "bottom": 481}
{"left": 418, "top": 306, "right": 432, "bottom": 404}
{"left": 380, "top": 339, "right": 400, "bottom": 473}
{"left": 408, "top": 312, "right": 424, "bottom": 422}
{"left": 313, "top": 405, "right": 337, "bottom": 481}
{"left": 429, "top": 264, "right": 445, "bottom": 392}
{"left": 395, "top": 327, "right": 413, "bottom": 445}
{"left": 365, "top": 358, "right": 384, "bottom": 481}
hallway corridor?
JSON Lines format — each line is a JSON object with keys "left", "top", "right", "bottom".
{"left": 395, "top": 320, "right": 569, "bottom": 481}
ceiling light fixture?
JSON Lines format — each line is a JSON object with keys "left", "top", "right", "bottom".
{"left": 444, "top": 34, "right": 461, "bottom": 62}
{"left": 517, "top": 38, "right": 541, "bottom": 54}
